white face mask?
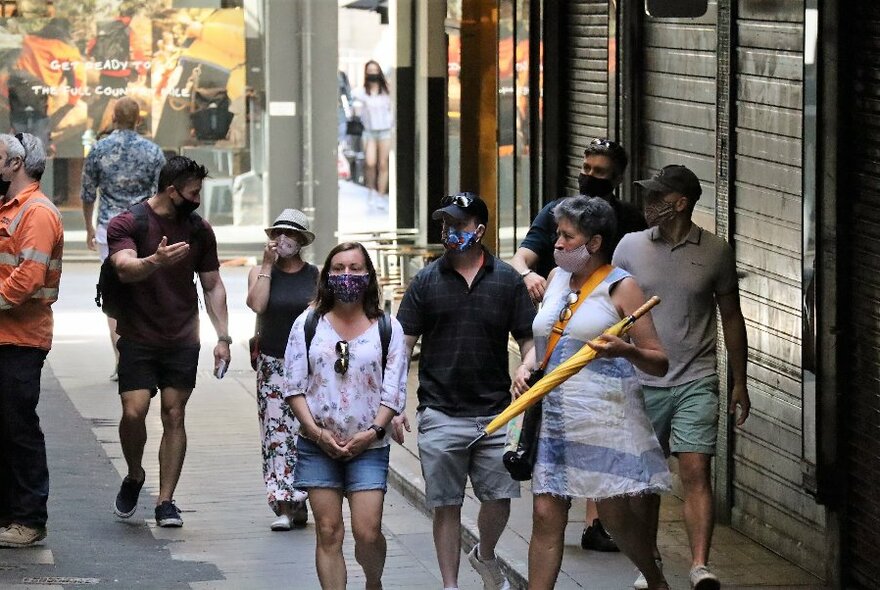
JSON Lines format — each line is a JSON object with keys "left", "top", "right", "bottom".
{"left": 275, "top": 235, "right": 301, "bottom": 258}
{"left": 553, "top": 243, "right": 592, "bottom": 273}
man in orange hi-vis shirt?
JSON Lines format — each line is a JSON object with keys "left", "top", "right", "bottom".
{"left": 0, "top": 132, "right": 64, "bottom": 548}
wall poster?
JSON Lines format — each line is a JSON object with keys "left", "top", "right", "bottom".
{"left": 0, "top": 0, "right": 245, "bottom": 158}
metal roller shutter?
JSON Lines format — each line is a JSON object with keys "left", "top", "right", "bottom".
{"left": 565, "top": 0, "right": 608, "bottom": 193}
{"left": 842, "top": 3, "right": 880, "bottom": 587}
{"left": 638, "top": 2, "right": 717, "bottom": 225}
{"left": 731, "top": 1, "right": 825, "bottom": 575}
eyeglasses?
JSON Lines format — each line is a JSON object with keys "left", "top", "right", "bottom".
{"left": 334, "top": 340, "right": 350, "bottom": 375}
{"left": 558, "top": 291, "right": 580, "bottom": 322}
{"left": 441, "top": 192, "right": 477, "bottom": 208}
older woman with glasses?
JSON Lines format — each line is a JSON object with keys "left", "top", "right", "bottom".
{"left": 283, "top": 242, "right": 407, "bottom": 590}
{"left": 513, "top": 196, "right": 671, "bottom": 590}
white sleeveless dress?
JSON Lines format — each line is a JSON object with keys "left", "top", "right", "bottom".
{"left": 531, "top": 267, "right": 671, "bottom": 499}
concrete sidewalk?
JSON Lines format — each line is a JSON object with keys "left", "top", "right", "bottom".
{"left": 1, "top": 262, "right": 477, "bottom": 590}
{"left": 1, "top": 262, "right": 827, "bottom": 589}
{"left": 390, "top": 373, "right": 826, "bottom": 590}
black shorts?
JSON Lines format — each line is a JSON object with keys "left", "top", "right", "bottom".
{"left": 117, "top": 338, "right": 201, "bottom": 397}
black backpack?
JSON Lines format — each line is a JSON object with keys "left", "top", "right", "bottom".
{"left": 190, "top": 88, "right": 234, "bottom": 141}
{"left": 7, "top": 70, "right": 49, "bottom": 125}
{"left": 303, "top": 309, "right": 392, "bottom": 377}
{"left": 95, "top": 202, "right": 206, "bottom": 319}
{"left": 91, "top": 19, "right": 130, "bottom": 65}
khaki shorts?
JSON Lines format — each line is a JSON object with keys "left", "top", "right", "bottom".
{"left": 642, "top": 375, "right": 720, "bottom": 456}
{"left": 417, "top": 407, "right": 520, "bottom": 509}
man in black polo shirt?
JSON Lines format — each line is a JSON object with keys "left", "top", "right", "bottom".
{"left": 397, "top": 193, "right": 535, "bottom": 590}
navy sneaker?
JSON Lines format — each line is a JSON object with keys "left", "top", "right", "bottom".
{"left": 155, "top": 501, "right": 183, "bottom": 527}
{"left": 113, "top": 473, "right": 145, "bottom": 518}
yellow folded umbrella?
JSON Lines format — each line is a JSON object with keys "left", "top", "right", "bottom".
{"left": 468, "top": 296, "right": 661, "bottom": 448}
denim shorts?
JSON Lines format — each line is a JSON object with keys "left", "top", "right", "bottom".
{"left": 417, "top": 407, "right": 520, "bottom": 509}
{"left": 293, "top": 436, "right": 390, "bottom": 494}
{"left": 642, "top": 374, "right": 720, "bottom": 456}
{"left": 362, "top": 129, "right": 392, "bottom": 141}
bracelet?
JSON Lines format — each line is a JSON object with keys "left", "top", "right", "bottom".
{"left": 217, "top": 335, "right": 232, "bottom": 345}
{"left": 257, "top": 273, "right": 271, "bottom": 280}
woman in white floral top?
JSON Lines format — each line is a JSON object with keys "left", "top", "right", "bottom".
{"left": 283, "top": 242, "right": 407, "bottom": 590}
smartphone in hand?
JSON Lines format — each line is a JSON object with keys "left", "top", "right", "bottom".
{"left": 214, "top": 359, "right": 228, "bottom": 379}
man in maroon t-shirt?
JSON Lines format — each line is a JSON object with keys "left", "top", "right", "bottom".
{"left": 107, "top": 156, "right": 231, "bottom": 528}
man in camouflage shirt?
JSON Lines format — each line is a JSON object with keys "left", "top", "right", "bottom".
{"left": 81, "top": 97, "right": 165, "bottom": 380}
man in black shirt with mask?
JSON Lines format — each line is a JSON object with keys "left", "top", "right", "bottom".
{"left": 511, "top": 138, "right": 646, "bottom": 305}
{"left": 509, "top": 138, "right": 646, "bottom": 554}
{"left": 106, "top": 156, "right": 232, "bottom": 529}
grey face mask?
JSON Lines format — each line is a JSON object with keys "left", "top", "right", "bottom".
{"left": 554, "top": 243, "right": 592, "bottom": 273}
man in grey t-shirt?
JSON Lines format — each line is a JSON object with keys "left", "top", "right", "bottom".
{"left": 613, "top": 165, "right": 750, "bottom": 590}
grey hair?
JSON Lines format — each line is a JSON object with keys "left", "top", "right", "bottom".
{"left": 553, "top": 196, "right": 618, "bottom": 259}
{"left": 0, "top": 133, "right": 46, "bottom": 181}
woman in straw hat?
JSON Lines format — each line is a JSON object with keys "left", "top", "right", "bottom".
{"left": 246, "top": 209, "right": 319, "bottom": 531}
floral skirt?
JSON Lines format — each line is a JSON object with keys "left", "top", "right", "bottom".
{"left": 257, "top": 354, "right": 307, "bottom": 509}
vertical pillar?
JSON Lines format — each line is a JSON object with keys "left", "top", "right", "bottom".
{"left": 817, "top": 0, "right": 841, "bottom": 584}
{"left": 459, "top": 0, "right": 497, "bottom": 249}
{"left": 416, "top": 0, "right": 447, "bottom": 243}
{"left": 264, "top": 0, "right": 337, "bottom": 262}
{"left": 714, "top": 0, "right": 735, "bottom": 521}
{"left": 306, "top": 0, "right": 340, "bottom": 260}
{"left": 394, "top": 0, "right": 416, "bottom": 231}
{"left": 265, "top": 0, "right": 302, "bottom": 218}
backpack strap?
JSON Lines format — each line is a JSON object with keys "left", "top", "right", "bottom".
{"left": 129, "top": 202, "right": 150, "bottom": 254}
{"left": 304, "top": 308, "right": 320, "bottom": 374}
{"left": 378, "top": 312, "right": 392, "bottom": 378}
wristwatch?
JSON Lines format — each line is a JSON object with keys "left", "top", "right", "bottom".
{"left": 368, "top": 424, "right": 386, "bottom": 440}
{"left": 218, "top": 335, "right": 233, "bottom": 345}
{"left": 520, "top": 269, "right": 533, "bottom": 278}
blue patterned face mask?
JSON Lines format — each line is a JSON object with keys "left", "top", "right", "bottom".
{"left": 327, "top": 273, "right": 370, "bottom": 303}
{"left": 443, "top": 228, "right": 481, "bottom": 252}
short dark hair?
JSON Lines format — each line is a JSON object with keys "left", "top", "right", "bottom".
{"left": 553, "top": 196, "right": 618, "bottom": 260}
{"left": 584, "top": 138, "right": 629, "bottom": 181}
{"left": 314, "top": 242, "right": 383, "bottom": 319}
{"left": 158, "top": 156, "right": 209, "bottom": 192}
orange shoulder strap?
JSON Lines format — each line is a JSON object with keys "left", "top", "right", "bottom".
{"left": 538, "top": 264, "right": 613, "bottom": 371}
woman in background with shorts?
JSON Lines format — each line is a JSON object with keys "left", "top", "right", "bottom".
{"left": 353, "top": 60, "right": 393, "bottom": 208}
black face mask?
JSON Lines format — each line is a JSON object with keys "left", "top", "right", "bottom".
{"left": 365, "top": 73, "right": 381, "bottom": 83}
{"left": 0, "top": 179, "right": 10, "bottom": 197}
{"left": 174, "top": 195, "right": 200, "bottom": 217}
{"left": 578, "top": 173, "right": 615, "bottom": 198}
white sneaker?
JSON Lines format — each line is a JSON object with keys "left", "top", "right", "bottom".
{"left": 689, "top": 565, "right": 720, "bottom": 590}
{"left": 270, "top": 514, "right": 291, "bottom": 531}
{"left": 634, "top": 558, "right": 663, "bottom": 589}
{"left": 467, "top": 543, "right": 510, "bottom": 590}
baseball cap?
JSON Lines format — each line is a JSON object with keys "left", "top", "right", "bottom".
{"left": 635, "top": 165, "right": 702, "bottom": 201}
{"left": 431, "top": 192, "right": 489, "bottom": 225}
